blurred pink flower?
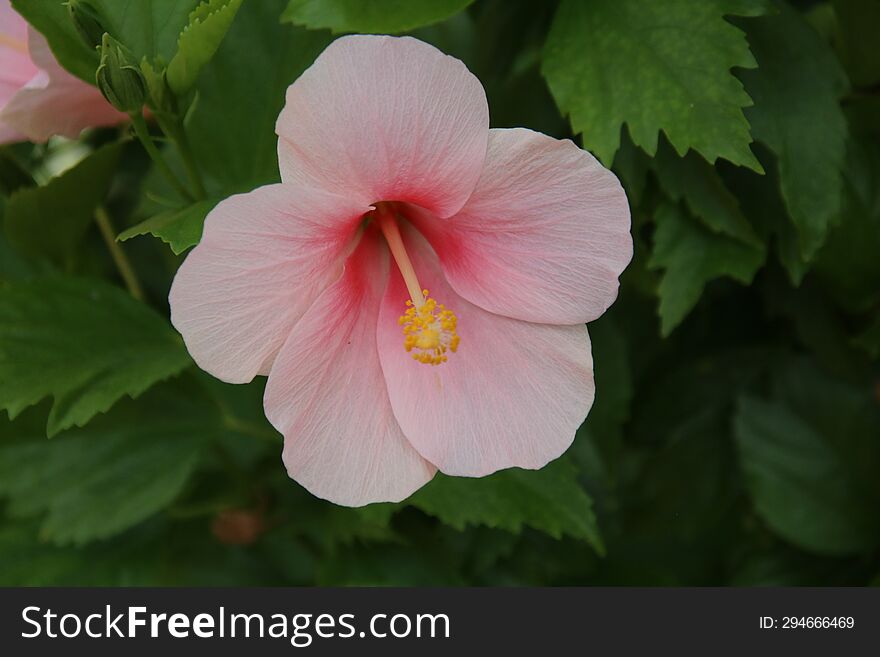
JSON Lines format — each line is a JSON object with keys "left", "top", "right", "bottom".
{"left": 170, "top": 35, "right": 632, "bottom": 506}
{"left": 0, "top": 0, "right": 124, "bottom": 143}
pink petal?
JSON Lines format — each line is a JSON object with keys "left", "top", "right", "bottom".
{"left": 169, "top": 183, "right": 371, "bottom": 384}
{"left": 265, "top": 228, "right": 436, "bottom": 506}
{"left": 377, "top": 225, "right": 594, "bottom": 477}
{"left": 0, "top": 28, "right": 125, "bottom": 142}
{"left": 0, "top": 0, "right": 36, "bottom": 88}
{"left": 410, "top": 128, "right": 632, "bottom": 325}
{"left": 276, "top": 35, "right": 489, "bottom": 218}
{"left": 0, "top": 1, "right": 37, "bottom": 143}
{"left": 0, "top": 122, "right": 24, "bottom": 144}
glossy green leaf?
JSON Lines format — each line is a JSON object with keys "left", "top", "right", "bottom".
{"left": 4, "top": 142, "right": 122, "bottom": 264}
{"left": 649, "top": 202, "right": 765, "bottom": 335}
{"left": 282, "top": 0, "right": 474, "bottom": 34}
{"left": 118, "top": 198, "right": 217, "bottom": 254}
{"left": 406, "top": 458, "right": 603, "bottom": 552}
{"left": 0, "top": 385, "right": 210, "bottom": 545}
{"left": 189, "top": 0, "right": 332, "bottom": 192}
{"left": 166, "top": 0, "right": 243, "bottom": 95}
{"left": 542, "top": 0, "right": 766, "bottom": 168}
{"left": 654, "top": 142, "right": 761, "bottom": 246}
{"left": 734, "top": 361, "right": 880, "bottom": 555}
{"left": 737, "top": 4, "right": 848, "bottom": 266}
{"left": 12, "top": 0, "right": 200, "bottom": 84}
{"left": 0, "top": 277, "right": 191, "bottom": 436}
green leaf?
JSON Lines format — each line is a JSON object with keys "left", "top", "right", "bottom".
{"left": 12, "top": 0, "right": 200, "bottom": 84}
{"left": 814, "top": 132, "right": 880, "bottom": 312}
{"left": 4, "top": 143, "right": 123, "bottom": 264}
{"left": 0, "top": 201, "right": 51, "bottom": 283}
{"left": 737, "top": 3, "right": 848, "bottom": 265}
{"left": 406, "top": 458, "right": 603, "bottom": 553}
{"left": 281, "top": 0, "right": 474, "bottom": 34}
{"left": 0, "top": 384, "right": 210, "bottom": 545}
{"left": 648, "top": 201, "right": 765, "bottom": 335}
{"left": 0, "top": 277, "right": 191, "bottom": 436}
{"left": 542, "top": 0, "right": 766, "bottom": 168}
{"left": 0, "top": 148, "right": 35, "bottom": 197}
{"left": 280, "top": 502, "right": 396, "bottom": 552}
{"left": 734, "top": 364, "right": 880, "bottom": 555}
{"left": 118, "top": 198, "right": 217, "bottom": 254}
{"left": 720, "top": 144, "right": 813, "bottom": 283}
{"left": 577, "top": 315, "right": 632, "bottom": 450}
{"left": 611, "top": 131, "right": 652, "bottom": 206}
{"left": 761, "top": 271, "right": 870, "bottom": 381}
{"left": 625, "top": 408, "right": 739, "bottom": 552}
{"left": 572, "top": 315, "right": 632, "bottom": 494}
{"left": 653, "top": 141, "right": 762, "bottom": 246}
{"left": 774, "top": 359, "right": 880, "bottom": 505}
{"left": 188, "top": 0, "right": 333, "bottom": 192}
{"left": 0, "top": 518, "right": 164, "bottom": 585}
{"left": 316, "top": 540, "right": 466, "bottom": 586}
{"left": 166, "top": 0, "right": 243, "bottom": 96}
{"left": 728, "top": 541, "right": 868, "bottom": 586}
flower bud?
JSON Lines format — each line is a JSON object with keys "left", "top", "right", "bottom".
{"left": 141, "top": 58, "right": 177, "bottom": 116}
{"left": 96, "top": 33, "right": 146, "bottom": 113}
{"left": 66, "top": 0, "right": 105, "bottom": 50}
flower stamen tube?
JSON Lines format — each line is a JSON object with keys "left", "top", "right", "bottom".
{"left": 375, "top": 203, "right": 459, "bottom": 366}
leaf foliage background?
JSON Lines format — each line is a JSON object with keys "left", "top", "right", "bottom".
{"left": 1, "top": 0, "right": 879, "bottom": 586}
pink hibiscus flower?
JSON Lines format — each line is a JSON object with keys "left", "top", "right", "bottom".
{"left": 0, "top": 0, "right": 124, "bottom": 144}
{"left": 169, "top": 36, "right": 632, "bottom": 507}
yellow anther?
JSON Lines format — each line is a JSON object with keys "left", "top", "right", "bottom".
{"left": 373, "top": 204, "right": 461, "bottom": 367}
{"left": 398, "top": 291, "right": 460, "bottom": 366}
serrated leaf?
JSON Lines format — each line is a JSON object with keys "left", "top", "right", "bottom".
{"left": 4, "top": 143, "right": 122, "bottom": 264}
{"left": 0, "top": 277, "right": 191, "bottom": 436}
{"left": 648, "top": 201, "right": 765, "bottom": 335}
{"left": 737, "top": 3, "right": 848, "bottom": 265}
{"left": 282, "top": 0, "right": 474, "bottom": 34}
{"left": 0, "top": 384, "right": 211, "bottom": 546}
{"left": 119, "top": 198, "right": 217, "bottom": 254}
{"left": 720, "top": 143, "right": 814, "bottom": 283}
{"left": 166, "top": 0, "right": 243, "bottom": 95}
{"left": 611, "top": 131, "right": 652, "bottom": 206}
{"left": 654, "top": 141, "right": 762, "bottom": 246}
{"left": 12, "top": 0, "right": 200, "bottom": 84}
{"left": 734, "top": 389, "right": 880, "bottom": 556}
{"left": 189, "top": 0, "right": 333, "bottom": 192}
{"left": 542, "top": 0, "right": 766, "bottom": 168}
{"left": 406, "top": 458, "right": 603, "bottom": 552}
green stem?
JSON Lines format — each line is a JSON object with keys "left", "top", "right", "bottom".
{"left": 162, "top": 116, "right": 207, "bottom": 200}
{"left": 94, "top": 206, "right": 145, "bottom": 301}
{"left": 129, "top": 111, "right": 193, "bottom": 202}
